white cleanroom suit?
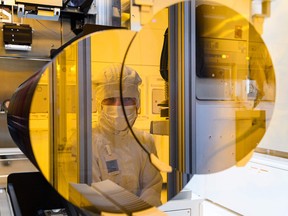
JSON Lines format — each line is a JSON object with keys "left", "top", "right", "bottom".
{"left": 92, "top": 64, "right": 163, "bottom": 207}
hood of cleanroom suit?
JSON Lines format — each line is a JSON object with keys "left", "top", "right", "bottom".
{"left": 94, "top": 64, "right": 142, "bottom": 110}
{"left": 93, "top": 64, "right": 142, "bottom": 133}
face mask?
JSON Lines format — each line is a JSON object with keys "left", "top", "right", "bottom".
{"left": 101, "top": 105, "right": 137, "bottom": 132}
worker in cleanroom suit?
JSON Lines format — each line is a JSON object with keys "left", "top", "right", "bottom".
{"left": 92, "top": 64, "right": 163, "bottom": 207}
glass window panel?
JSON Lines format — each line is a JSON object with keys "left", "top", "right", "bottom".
{"left": 30, "top": 67, "right": 51, "bottom": 180}
{"left": 53, "top": 42, "right": 79, "bottom": 198}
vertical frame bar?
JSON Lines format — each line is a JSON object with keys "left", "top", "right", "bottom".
{"left": 168, "top": 1, "right": 196, "bottom": 199}
{"left": 49, "top": 62, "right": 55, "bottom": 186}
{"left": 77, "top": 38, "right": 92, "bottom": 184}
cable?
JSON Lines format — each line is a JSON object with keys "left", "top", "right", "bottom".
{"left": 119, "top": 31, "right": 172, "bottom": 173}
{"left": 119, "top": 32, "right": 150, "bottom": 156}
{"left": 35, "top": 19, "right": 61, "bottom": 36}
